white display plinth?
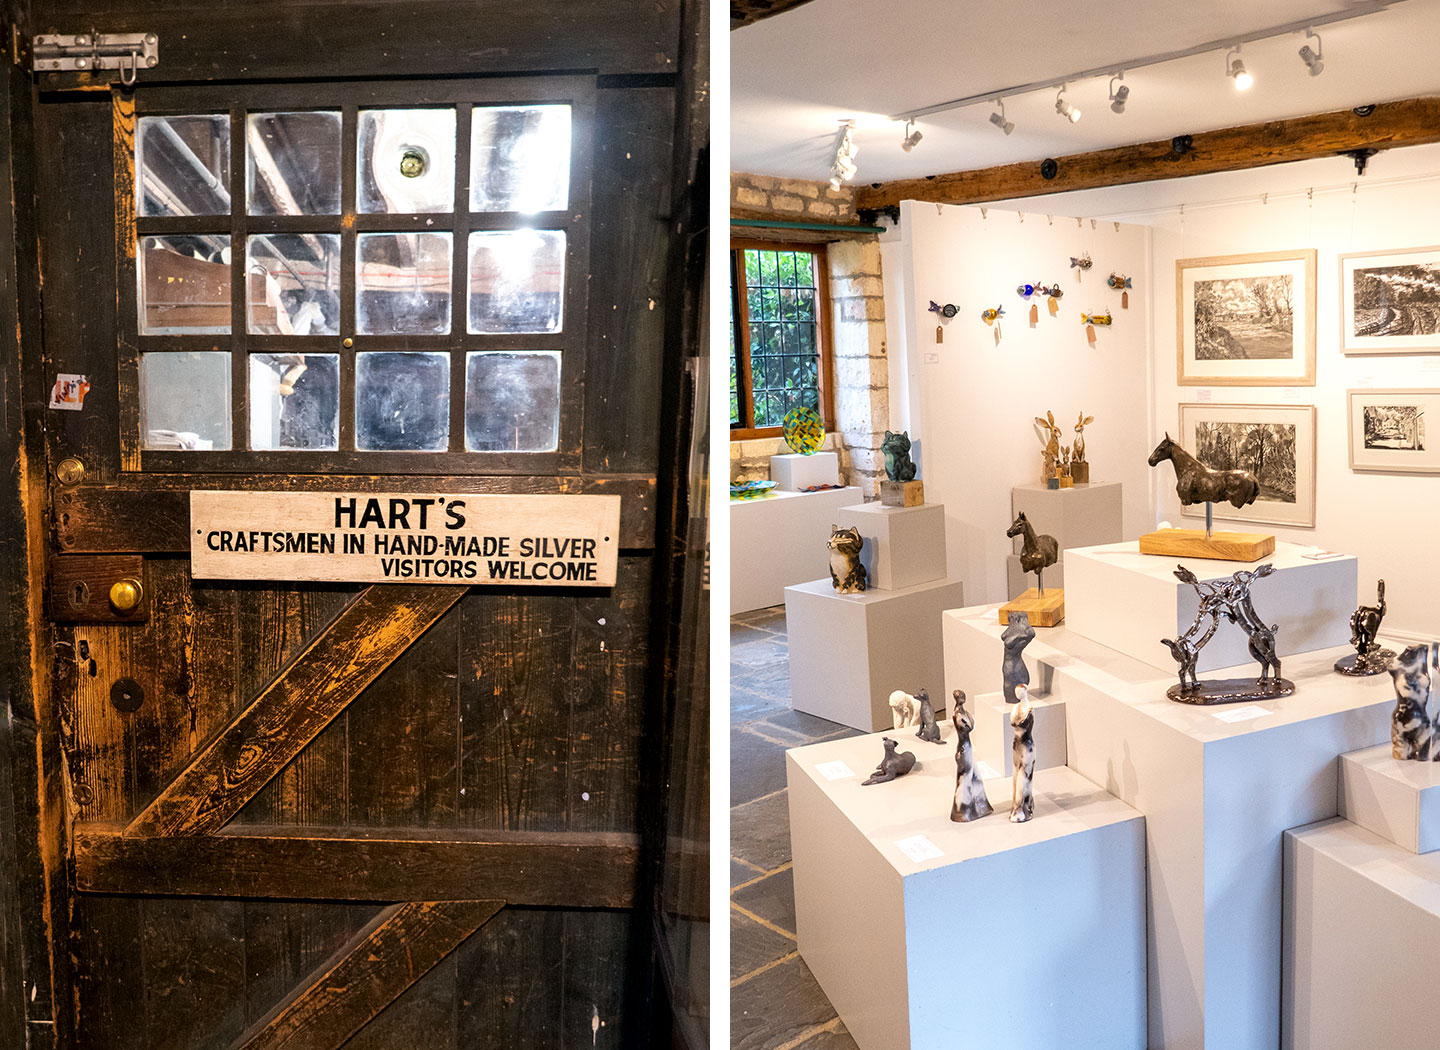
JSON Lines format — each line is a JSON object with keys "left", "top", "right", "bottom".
{"left": 1285, "top": 817, "right": 1440, "bottom": 1050}
{"left": 1339, "top": 741, "right": 1440, "bottom": 854}
{"left": 1064, "top": 541, "right": 1356, "bottom": 673}
{"left": 971, "top": 690, "right": 1067, "bottom": 776}
{"left": 943, "top": 604, "right": 1392, "bottom": 1050}
{"left": 788, "top": 728, "right": 1146, "bottom": 1050}
{"left": 786, "top": 576, "right": 965, "bottom": 732}
{"left": 731, "top": 486, "right": 861, "bottom": 614}
{"left": 770, "top": 451, "right": 839, "bottom": 491}
{"left": 1012, "top": 480, "right": 1124, "bottom": 548}
{"left": 834, "top": 502, "right": 947, "bottom": 591}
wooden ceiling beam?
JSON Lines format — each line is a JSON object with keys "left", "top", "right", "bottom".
{"left": 853, "top": 98, "right": 1440, "bottom": 213}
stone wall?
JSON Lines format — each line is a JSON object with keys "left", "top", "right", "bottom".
{"left": 730, "top": 171, "right": 858, "bottom": 224}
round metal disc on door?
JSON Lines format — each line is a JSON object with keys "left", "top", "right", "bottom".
{"left": 109, "top": 677, "right": 144, "bottom": 712}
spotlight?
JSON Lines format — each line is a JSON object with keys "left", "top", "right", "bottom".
{"left": 1299, "top": 29, "right": 1324, "bottom": 76}
{"left": 1226, "top": 47, "right": 1253, "bottom": 91}
{"left": 1109, "top": 73, "right": 1129, "bottom": 114}
{"left": 1054, "top": 85, "right": 1081, "bottom": 124}
{"left": 988, "top": 99, "right": 1014, "bottom": 135}
{"left": 900, "top": 120, "right": 923, "bottom": 152}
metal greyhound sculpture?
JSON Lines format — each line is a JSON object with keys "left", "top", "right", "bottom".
{"left": 1147, "top": 433, "right": 1260, "bottom": 510}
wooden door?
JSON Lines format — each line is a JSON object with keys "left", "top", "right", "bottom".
{"left": 0, "top": 2, "right": 704, "bottom": 1047}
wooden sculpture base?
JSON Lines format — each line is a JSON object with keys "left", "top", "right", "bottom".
{"left": 1137, "top": 528, "right": 1275, "bottom": 563}
{"left": 880, "top": 479, "right": 924, "bottom": 507}
{"left": 1334, "top": 649, "right": 1396, "bottom": 677}
{"left": 1167, "top": 677, "right": 1294, "bottom": 705}
{"left": 998, "top": 588, "right": 1065, "bottom": 628}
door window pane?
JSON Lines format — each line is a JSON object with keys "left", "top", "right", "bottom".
{"left": 247, "top": 234, "right": 341, "bottom": 335}
{"left": 358, "top": 108, "right": 456, "bottom": 214}
{"left": 470, "top": 105, "right": 570, "bottom": 213}
{"left": 355, "top": 352, "right": 450, "bottom": 451}
{"left": 140, "top": 351, "right": 231, "bottom": 450}
{"left": 138, "top": 235, "right": 231, "bottom": 335}
{"left": 249, "top": 353, "right": 339, "bottom": 450}
{"left": 137, "top": 115, "right": 230, "bottom": 217}
{"left": 467, "top": 229, "right": 565, "bottom": 334}
{"left": 357, "top": 232, "right": 453, "bottom": 335}
{"left": 246, "top": 111, "right": 342, "bottom": 215}
{"left": 464, "top": 351, "right": 560, "bottom": 452}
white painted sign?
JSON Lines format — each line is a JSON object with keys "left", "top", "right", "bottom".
{"left": 816, "top": 760, "right": 854, "bottom": 781}
{"left": 190, "top": 491, "right": 621, "bottom": 586}
{"left": 895, "top": 835, "right": 944, "bottom": 863}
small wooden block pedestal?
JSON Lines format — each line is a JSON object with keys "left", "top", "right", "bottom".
{"left": 1137, "top": 528, "right": 1275, "bottom": 562}
{"left": 880, "top": 479, "right": 924, "bottom": 507}
{"left": 997, "top": 587, "right": 1064, "bottom": 627}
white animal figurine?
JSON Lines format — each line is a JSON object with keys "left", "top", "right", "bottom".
{"left": 888, "top": 689, "right": 919, "bottom": 730}
{"left": 1010, "top": 685, "right": 1036, "bottom": 823}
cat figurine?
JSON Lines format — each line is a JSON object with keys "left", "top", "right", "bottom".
{"left": 881, "top": 430, "right": 917, "bottom": 482}
{"left": 826, "top": 524, "right": 868, "bottom": 594}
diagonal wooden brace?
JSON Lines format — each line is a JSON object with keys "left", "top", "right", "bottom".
{"left": 231, "top": 899, "right": 503, "bottom": 1050}
{"left": 126, "top": 584, "right": 468, "bottom": 837}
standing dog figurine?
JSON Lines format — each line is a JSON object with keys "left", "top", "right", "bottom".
{"left": 826, "top": 524, "right": 868, "bottom": 594}
{"left": 861, "top": 737, "right": 917, "bottom": 785}
{"left": 915, "top": 689, "right": 942, "bottom": 743}
{"left": 1010, "top": 686, "right": 1036, "bottom": 822}
{"left": 950, "top": 690, "right": 994, "bottom": 823}
{"left": 1389, "top": 644, "right": 1435, "bottom": 761}
{"left": 888, "top": 689, "right": 919, "bottom": 729}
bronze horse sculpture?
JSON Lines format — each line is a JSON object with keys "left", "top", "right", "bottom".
{"left": 1147, "top": 433, "right": 1260, "bottom": 509}
{"left": 1006, "top": 511, "right": 1058, "bottom": 593}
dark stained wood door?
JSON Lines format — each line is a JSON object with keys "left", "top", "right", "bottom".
{"left": 0, "top": 2, "right": 703, "bottom": 1047}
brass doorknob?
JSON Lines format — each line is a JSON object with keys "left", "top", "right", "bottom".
{"left": 108, "top": 578, "right": 143, "bottom": 612}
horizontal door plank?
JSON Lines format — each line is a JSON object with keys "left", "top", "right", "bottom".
{"left": 74, "top": 825, "right": 640, "bottom": 907}
{"left": 125, "top": 585, "right": 467, "bottom": 837}
{"left": 54, "top": 475, "right": 656, "bottom": 551}
{"left": 232, "top": 899, "right": 502, "bottom": 1050}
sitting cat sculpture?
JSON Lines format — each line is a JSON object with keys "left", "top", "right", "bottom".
{"left": 827, "top": 524, "right": 868, "bottom": 594}
{"left": 881, "top": 430, "right": 917, "bottom": 482}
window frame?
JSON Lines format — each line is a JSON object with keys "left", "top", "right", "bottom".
{"left": 118, "top": 77, "right": 594, "bottom": 475}
{"left": 729, "top": 238, "right": 834, "bottom": 441}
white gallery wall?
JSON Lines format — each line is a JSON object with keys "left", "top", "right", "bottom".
{"left": 888, "top": 203, "right": 1155, "bottom": 604}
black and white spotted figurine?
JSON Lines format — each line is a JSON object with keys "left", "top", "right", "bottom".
{"left": 1010, "top": 685, "right": 1036, "bottom": 822}
{"left": 861, "top": 737, "right": 917, "bottom": 786}
{"left": 950, "top": 690, "right": 994, "bottom": 823}
{"left": 1389, "top": 643, "right": 1435, "bottom": 761}
{"left": 915, "top": 689, "right": 942, "bottom": 744}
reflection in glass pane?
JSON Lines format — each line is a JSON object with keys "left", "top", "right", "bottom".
{"left": 358, "top": 108, "right": 456, "bottom": 214}
{"left": 470, "top": 106, "right": 571, "bottom": 213}
{"left": 137, "top": 115, "right": 230, "bottom": 217}
{"left": 464, "top": 352, "right": 560, "bottom": 452}
{"left": 248, "top": 234, "right": 341, "bottom": 335}
{"left": 138, "top": 235, "right": 232, "bottom": 335}
{"left": 467, "top": 230, "right": 565, "bottom": 334}
{"left": 246, "top": 111, "right": 342, "bottom": 215}
{"left": 355, "top": 352, "right": 450, "bottom": 451}
{"left": 357, "top": 233, "right": 453, "bottom": 335}
{"left": 249, "top": 354, "right": 339, "bottom": 451}
{"left": 140, "top": 352, "right": 231, "bottom": 450}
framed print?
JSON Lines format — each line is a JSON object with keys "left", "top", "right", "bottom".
{"left": 1176, "top": 250, "right": 1316, "bottom": 385}
{"left": 1348, "top": 388, "right": 1440, "bottom": 473}
{"left": 1340, "top": 246, "right": 1440, "bottom": 355}
{"left": 1177, "top": 402, "right": 1317, "bottom": 527}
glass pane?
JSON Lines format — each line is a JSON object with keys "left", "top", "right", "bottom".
{"left": 469, "top": 105, "right": 570, "bottom": 213}
{"left": 249, "top": 353, "right": 339, "bottom": 451}
{"left": 464, "top": 351, "right": 560, "bottom": 452}
{"left": 140, "top": 352, "right": 231, "bottom": 450}
{"left": 137, "top": 115, "right": 230, "bottom": 217}
{"left": 247, "top": 234, "right": 341, "bottom": 335}
{"left": 355, "top": 352, "right": 450, "bottom": 451}
{"left": 138, "top": 235, "right": 231, "bottom": 335}
{"left": 467, "top": 230, "right": 565, "bottom": 334}
{"left": 357, "top": 232, "right": 453, "bottom": 335}
{"left": 358, "top": 108, "right": 456, "bottom": 214}
{"left": 246, "top": 111, "right": 342, "bottom": 215}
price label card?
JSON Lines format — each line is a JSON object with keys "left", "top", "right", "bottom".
{"left": 1212, "top": 705, "right": 1271, "bottom": 724}
{"left": 1301, "top": 550, "right": 1346, "bottom": 561}
{"left": 816, "top": 760, "right": 854, "bottom": 781}
{"left": 895, "top": 835, "right": 944, "bottom": 863}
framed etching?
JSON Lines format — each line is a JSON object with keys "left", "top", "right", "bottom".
{"left": 1176, "top": 250, "right": 1316, "bottom": 385}
{"left": 1340, "top": 246, "right": 1440, "bottom": 354}
{"left": 1177, "top": 402, "right": 1316, "bottom": 527}
{"left": 1348, "top": 388, "right": 1440, "bottom": 473}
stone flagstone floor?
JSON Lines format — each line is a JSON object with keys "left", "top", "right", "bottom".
{"left": 730, "top": 605, "right": 862, "bottom": 1050}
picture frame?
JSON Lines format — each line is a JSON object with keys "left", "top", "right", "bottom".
{"left": 1177, "top": 402, "right": 1317, "bottom": 527}
{"left": 1176, "top": 250, "right": 1316, "bottom": 386}
{"left": 1339, "top": 246, "right": 1440, "bottom": 355}
{"left": 1347, "top": 388, "right": 1440, "bottom": 473}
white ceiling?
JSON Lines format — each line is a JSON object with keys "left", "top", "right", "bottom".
{"left": 730, "top": 0, "right": 1440, "bottom": 184}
